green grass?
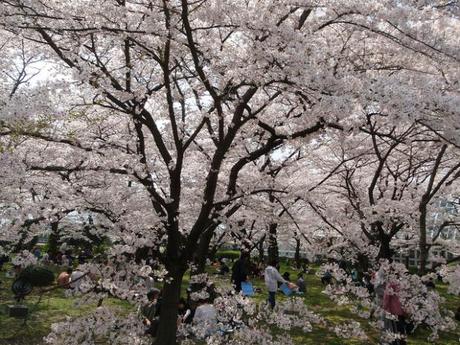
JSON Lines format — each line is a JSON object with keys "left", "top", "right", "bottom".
{"left": 206, "top": 262, "right": 460, "bottom": 345}
{"left": 0, "top": 266, "right": 133, "bottom": 345}
{"left": 1, "top": 262, "right": 459, "bottom": 345}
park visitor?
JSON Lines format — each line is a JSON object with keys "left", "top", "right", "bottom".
{"left": 178, "top": 297, "right": 193, "bottom": 325}
{"left": 141, "top": 288, "right": 161, "bottom": 336}
{"left": 321, "top": 270, "right": 332, "bottom": 285}
{"left": 297, "top": 273, "right": 306, "bottom": 293}
{"left": 69, "top": 268, "right": 85, "bottom": 290}
{"left": 231, "top": 252, "right": 249, "bottom": 292}
{"left": 383, "top": 280, "right": 407, "bottom": 345}
{"left": 282, "top": 271, "right": 291, "bottom": 283}
{"left": 218, "top": 258, "right": 230, "bottom": 275}
{"left": 57, "top": 267, "right": 72, "bottom": 287}
{"left": 264, "top": 259, "right": 288, "bottom": 308}
{"left": 193, "top": 298, "right": 217, "bottom": 338}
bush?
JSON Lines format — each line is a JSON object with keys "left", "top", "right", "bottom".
{"left": 19, "top": 266, "right": 55, "bottom": 287}
{"left": 215, "top": 250, "right": 240, "bottom": 261}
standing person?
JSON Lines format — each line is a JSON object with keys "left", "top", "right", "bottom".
{"left": 231, "top": 252, "right": 249, "bottom": 293}
{"left": 264, "top": 260, "right": 288, "bottom": 309}
{"left": 383, "top": 280, "right": 406, "bottom": 345}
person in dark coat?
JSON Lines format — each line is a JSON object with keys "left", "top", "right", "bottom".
{"left": 231, "top": 252, "right": 249, "bottom": 292}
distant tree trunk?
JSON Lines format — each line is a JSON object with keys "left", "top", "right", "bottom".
{"left": 267, "top": 223, "right": 279, "bottom": 264}
{"left": 47, "top": 221, "right": 60, "bottom": 258}
{"left": 294, "top": 237, "right": 301, "bottom": 268}
{"left": 405, "top": 255, "right": 410, "bottom": 269}
{"left": 419, "top": 202, "right": 429, "bottom": 275}
{"left": 258, "top": 236, "right": 265, "bottom": 262}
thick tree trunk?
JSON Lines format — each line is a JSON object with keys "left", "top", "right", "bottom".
{"left": 267, "top": 223, "right": 279, "bottom": 264}
{"left": 154, "top": 267, "right": 184, "bottom": 345}
{"left": 377, "top": 235, "right": 393, "bottom": 260}
{"left": 357, "top": 253, "right": 369, "bottom": 273}
{"left": 192, "top": 230, "right": 214, "bottom": 274}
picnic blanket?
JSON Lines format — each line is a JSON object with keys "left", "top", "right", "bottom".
{"left": 241, "top": 281, "right": 255, "bottom": 296}
{"left": 280, "top": 283, "right": 293, "bottom": 296}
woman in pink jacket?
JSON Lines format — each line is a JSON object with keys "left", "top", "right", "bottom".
{"left": 383, "top": 281, "right": 407, "bottom": 345}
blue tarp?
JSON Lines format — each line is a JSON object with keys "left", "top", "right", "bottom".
{"left": 241, "top": 281, "right": 255, "bottom": 296}
{"left": 280, "top": 283, "right": 293, "bottom": 296}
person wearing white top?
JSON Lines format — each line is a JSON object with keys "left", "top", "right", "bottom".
{"left": 193, "top": 300, "right": 217, "bottom": 338}
{"left": 69, "top": 270, "right": 85, "bottom": 290}
{"left": 264, "top": 260, "right": 287, "bottom": 308}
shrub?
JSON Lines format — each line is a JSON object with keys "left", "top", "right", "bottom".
{"left": 215, "top": 250, "right": 241, "bottom": 261}
{"left": 19, "top": 266, "right": 55, "bottom": 287}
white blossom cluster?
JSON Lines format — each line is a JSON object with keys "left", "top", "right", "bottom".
{"left": 439, "top": 265, "right": 460, "bottom": 296}
{"left": 319, "top": 262, "right": 457, "bottom": 341}
{"left": 11, "top": 250, "right": 38, "bottom": 268}
{"left": 44, "top": 307, "right": 147, "bottom": 345}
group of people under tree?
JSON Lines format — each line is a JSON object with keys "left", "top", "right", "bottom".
{"left": 140, "top": 284, "right": 218, "bottom": 339}
{"left": 230, "top": 252, "right": 305, "bottom": 308}
{"left": 320, "top": 258, "right": 448, "bottom": 345}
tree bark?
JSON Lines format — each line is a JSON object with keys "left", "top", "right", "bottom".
{"left": 47, "top": 221, "right": 60, "bottom": 258}
{"left": 419, "top": 202, "right": 429, "bottom": 275}
{"left": 294, "top": 237, "right": 301, "bottom": 268}
{"left": 153, "top": 267, "right": 184, "bottom": 345}
{"left": 267, "top": 223, "right": 279, "bottom": 264}
{"left": 258, "top": 236, "right": 265, "bottom": 263}
{"left": 192, "top": 229, "right": 214, "bottom": 274}
{"left": 377, "top": 234, "right": 393, "bottom": 260}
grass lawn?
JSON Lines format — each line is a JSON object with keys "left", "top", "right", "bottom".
{"left": 0, "top": 265, "right": 132, "bottom": 345}
{"left": 1, "top": 262, "right": 459, "bottom": 345}
{"left": 238, "top": 261, "right": 460, "bottom": 345}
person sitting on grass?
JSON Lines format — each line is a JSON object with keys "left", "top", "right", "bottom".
{"left": 57, "top": 267, "right": 72, "bottom": 288}
{"left": 141, "top": 288, "right": 161, "bottom": 336}
{"left": 69, "top": 268, "right": 85, "bottom": 290}
{"left": 297, "top": 273, "right": 306, "bottom": 294}
{"left": 193, "top": 297, "right": 217, "bottom": 339}
{"left": 218, "top": 258, "right": 230, "bottom": 275}
{"left": 282, "top": 271, "right": 291, "bottom": 283}
{"left": 178, "top": 297, "right": 193, "bottom": 325}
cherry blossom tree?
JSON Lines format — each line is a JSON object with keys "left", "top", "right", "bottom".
{"left": 1, "top": 1, "right": 459, "bottom": 344}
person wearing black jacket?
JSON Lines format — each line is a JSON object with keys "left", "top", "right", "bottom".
{"left": 231, "top": 252, "right": 249, "bottom": 292}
